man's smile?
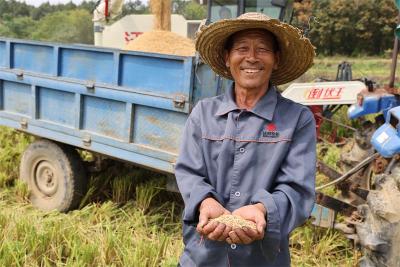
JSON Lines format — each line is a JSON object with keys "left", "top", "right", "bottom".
{"left": 240, "top": 67, "right": 264, "bottom": 74}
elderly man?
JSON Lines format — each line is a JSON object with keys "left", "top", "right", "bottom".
{"left": 175, "top": 13, "right": 316, "bottom": 266}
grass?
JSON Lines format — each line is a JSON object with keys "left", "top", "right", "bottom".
{"left": 305, "top": 56, "right": 396, "bottom": 85}
{"left": 0, "top": 188, "right": 183, "bottom": 266}
{"left": 290, "top": 222, "right": 356, "bottom": 267}
{"left": 280, "top": 55, "right": 399, "bottom": 89}
{"left": 0, "top": 125, "right": 357, "bottom": 267}
{"left": 0, "top": 136, "right": 183, "bottom": 266}
{"left": 0, "top": 127, "right": 33, "bottom": 187}
{"left": 306, "top": 56, "right": 394, "bottom": 83}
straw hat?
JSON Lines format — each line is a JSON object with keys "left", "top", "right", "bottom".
{"left": 195, "top": 13, "right": 315, "bottom": 85}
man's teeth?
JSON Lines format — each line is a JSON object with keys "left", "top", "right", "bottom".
{"left": 243, "top": 69, "right": 260, "bottom": 73}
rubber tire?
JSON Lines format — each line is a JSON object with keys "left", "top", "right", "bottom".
{"left": 20, "top": 139, "right": 87, "bottom": 212}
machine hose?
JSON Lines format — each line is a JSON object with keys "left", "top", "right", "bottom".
{"left": 316, "top": 153, "right": 379, "bottom": 190}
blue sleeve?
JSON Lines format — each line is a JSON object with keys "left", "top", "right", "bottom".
{"left": 175, "top": 104, "right": 223, "bottom": 224}
{"left": 251, "top": 108, "right": 316, "bottom": 261}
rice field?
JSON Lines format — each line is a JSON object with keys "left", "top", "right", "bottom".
{"left": 0, "top": 126, "right": 184, "bottom": 267}
{"left": 1, "top": 55, "right": 392, "bottom": 266}
{"left": 281, "top": 56, "right": 399, "bottom": 90}
{"left": 0, "top": 129, "right": 356, "bottom": 267}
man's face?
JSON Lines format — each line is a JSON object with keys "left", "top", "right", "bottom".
{"left": 225, "top": 30, "right": 280, "bottom": 91}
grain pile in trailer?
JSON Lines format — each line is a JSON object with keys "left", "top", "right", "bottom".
{"left": 124, "top": 0, "right": 195, "bottom": 57}
{"left": 125, "top": 31, "right": 195, "bottom": 56}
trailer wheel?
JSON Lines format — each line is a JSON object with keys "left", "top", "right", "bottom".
{"left": 20, "top": 139, "right": 87, "bottom": 212}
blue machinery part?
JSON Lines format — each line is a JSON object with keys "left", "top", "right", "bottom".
{"left": 311, "top": 204, "right": 336, "bottom": 229}
{"left": 348, "top": 93, "right": 399, "bottom": 120}
{"left": 371, "top": 106, "right": 400, "bottom": 158}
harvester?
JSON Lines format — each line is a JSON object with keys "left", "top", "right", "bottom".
{"left": 308, "top": 2, "right": 400, "bottom": 266}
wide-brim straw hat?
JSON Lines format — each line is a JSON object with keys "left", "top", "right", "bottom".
{"left": 195, "top": 12, "right": 315, "bottom": 85}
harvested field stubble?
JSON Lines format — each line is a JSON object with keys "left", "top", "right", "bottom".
{"left": 124, "top": 31, "right": 195, "bottom": 57}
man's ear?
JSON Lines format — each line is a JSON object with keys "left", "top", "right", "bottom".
{"left": 224, "top": 50, "right": 230, "bottom": 68}
{"left": 273, "top": 51, "right": 280, "bottom": 70}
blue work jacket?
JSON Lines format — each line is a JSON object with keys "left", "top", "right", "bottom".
{"left": 175, "top": 85, "right": 316, "bottom": 267}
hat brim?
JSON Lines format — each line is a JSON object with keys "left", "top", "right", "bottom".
{"left": 195, "top": 18, "right": 315, "bottom": 85}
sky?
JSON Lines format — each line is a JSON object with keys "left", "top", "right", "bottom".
{"left": 18, "top": 0, "right": 149, "bottom": 7}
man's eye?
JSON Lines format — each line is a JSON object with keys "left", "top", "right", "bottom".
{"left": 235, "top": 47, "right": 248, "bottom": 52}
{"left": 258, "top": 48, "right": 272, "bottom": 53}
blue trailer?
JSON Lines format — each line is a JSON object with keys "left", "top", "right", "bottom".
{"left": 0, "top": 37, "right": 232, "bottom": 211}
{"left": 0, "top": 0, "right": 298, "bottom": 211}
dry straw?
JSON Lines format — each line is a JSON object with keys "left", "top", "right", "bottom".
{"left": 195, "top": 12, "right": 316, "bottom": 85}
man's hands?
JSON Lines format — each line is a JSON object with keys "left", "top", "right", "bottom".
{"left": 197, "top": 199, "right": 267, "bottom": 245}
{"left": 197, "top": 197, "right": 232, "bottom": 241}
{"left": 227, "top": 203, "right": 267, "bottom": 245}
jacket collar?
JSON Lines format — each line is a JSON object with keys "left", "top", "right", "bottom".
{"left": 215, "top": 84, "right": 278, "bottom": 121}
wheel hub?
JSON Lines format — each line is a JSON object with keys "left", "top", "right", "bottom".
{"left": 34, "top": 161, "right": 58, "bottom": 196}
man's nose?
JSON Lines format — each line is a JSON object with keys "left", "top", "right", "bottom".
{"left": 245, "top": 47, "right": 258, "bottom": 62}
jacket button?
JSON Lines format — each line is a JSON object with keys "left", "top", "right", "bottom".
{"left": 234, "top": 191, "right": 241, "bottom": 197}
{"left": 230, "top": 244, "right": 237, "bottom": 250}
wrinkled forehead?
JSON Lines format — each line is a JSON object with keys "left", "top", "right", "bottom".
{"left": 225, "top": 29, "right": 279, "bottom": 51}
{"left": 231, "top": 29, "right": 275, "bottom": 44}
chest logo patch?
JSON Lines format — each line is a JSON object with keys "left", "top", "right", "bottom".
{"left": 262, "top": 123, "right": 279, "bottom": 138}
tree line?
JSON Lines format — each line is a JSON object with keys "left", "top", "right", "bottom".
{"left": 294, "top": 0, "right": 399, "bottom": 56}
{"left": 0, "top": 0, "right": 152, "bottom": 44}
{"left": 0, "top": 0, "right": 398, "bottom": 56}
{"left": 0, "top": 0, "right": 205, "bottom": 44}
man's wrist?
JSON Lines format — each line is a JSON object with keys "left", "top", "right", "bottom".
{"left": 200, "top": 197, "right": 216, "bottom": 211}
{"left": 253, "top": 202, "right": 267, "bottom": 215}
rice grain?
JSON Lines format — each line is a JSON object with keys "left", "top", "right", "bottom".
{"left": 209, "top": 215, "right": 257, "bottom": 230}
{"left": 124, "top": 30, "right": 195, "bottom": 57}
